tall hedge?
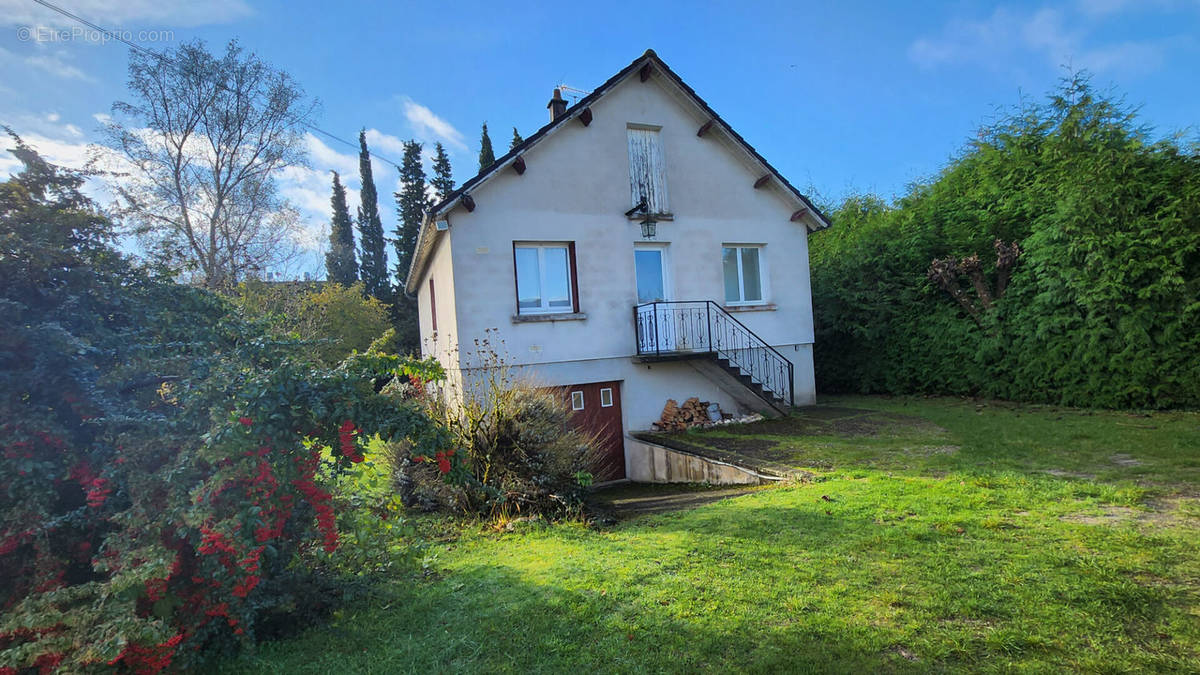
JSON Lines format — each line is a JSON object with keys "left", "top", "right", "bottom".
{"left": 811, "top": 75, "right": 1200, "bottom": 409}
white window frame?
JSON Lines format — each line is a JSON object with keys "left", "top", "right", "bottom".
{"left": 599, "top": 387, "right": 614, "bottom": 408}
{"left": 723, "top": 244, "right": 768, "bottom": 306}
{"left": 633, "top": 242, "right": 672, "bottom": 304}
{"left": 514, "top": 242, "right": 574, "bottom": 315}
{"left": 571, "top": 391, "right": 585, "bottom": 411}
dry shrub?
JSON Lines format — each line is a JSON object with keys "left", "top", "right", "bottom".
{"left": 394, "top": 335, "right": 599, "bottom": 517}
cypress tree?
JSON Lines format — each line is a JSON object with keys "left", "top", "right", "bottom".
{"left": 478, "top": 122, "right": 495, "bottom": 171}
{"left": 355, "top": 130, "right": 390, "bottom": 302}
{"left": 510, "top": 127, "right": 523, "bottom": 150}
{"left": 391, "top": 140, "right": 429, "bottom": 354}
{"left": 431, "top": 142, "right": 455, "bottom": 204}
{"left": 394, "top": 140, "right": 428, "bottom": 281}
{"left": 324, "top": 171, "right": 358, "bottom": 285}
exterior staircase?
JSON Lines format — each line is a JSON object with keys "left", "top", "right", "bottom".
{"left": 632, "top": 300, "right": 794, "bottom": 413}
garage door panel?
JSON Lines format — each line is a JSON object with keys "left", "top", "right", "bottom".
{"left": 559, "top": 381, "right": 624, "bottom": 481}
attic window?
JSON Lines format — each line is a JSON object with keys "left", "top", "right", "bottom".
{"left": 627, "top": 125, "right": 669, "bottom": 215}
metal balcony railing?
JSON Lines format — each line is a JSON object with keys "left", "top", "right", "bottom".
{"left": 633, "top": 300, "right": 794, "bottom": 408}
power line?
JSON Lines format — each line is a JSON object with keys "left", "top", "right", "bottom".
{"left": 30, "top": 0, "right": 404, "bottom": 171}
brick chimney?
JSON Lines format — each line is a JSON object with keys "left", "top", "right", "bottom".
{"left": 547, "top": 88, "right": 567, "bottom": 122}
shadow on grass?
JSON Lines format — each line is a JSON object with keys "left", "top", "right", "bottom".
{"left": 219, "top": 397, "right": 1200, "bottom": 673}
{"left": 223, "top": 561, "right": 912, "bottom": 674}
{"left": 219, "top": 472, "right": 1197, "bottom": 673}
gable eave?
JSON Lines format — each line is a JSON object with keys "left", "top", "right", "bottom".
{"left": 405, "top": 49, "right": 830, "bottom": 294}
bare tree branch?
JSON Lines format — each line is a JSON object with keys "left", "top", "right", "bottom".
{"left": 994, "top": 239, "right": 1022, "bottom": 299}
{"left": 104, "top": 39, "right": 315, "bottom": 289}
{"left": 928, "top": 256, "right": 983, "bottom": 327}
{"left": 957, "top": 254, "right": 994, "bottom": 310}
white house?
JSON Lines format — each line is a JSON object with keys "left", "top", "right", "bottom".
{"left": 405, "top": 50, "right": 830, "bottom": 483}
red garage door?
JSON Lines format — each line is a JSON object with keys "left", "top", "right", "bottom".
{"left": 562, "top": 381, "right": 625, "bottom": 481}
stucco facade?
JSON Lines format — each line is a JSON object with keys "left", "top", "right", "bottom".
{"left": 410, "top": 51, "right": 826, "bottom": 480}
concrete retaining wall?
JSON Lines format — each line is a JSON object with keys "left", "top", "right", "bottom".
{"left": 625, "top": 436, "right": 768, "bottom": 485}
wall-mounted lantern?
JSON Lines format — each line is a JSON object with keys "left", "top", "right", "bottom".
{"left": 625, "top": 199, "right": 657, "bottom": 239}
{"left": 639, "top": 214, "right": 657, "bottom": 239}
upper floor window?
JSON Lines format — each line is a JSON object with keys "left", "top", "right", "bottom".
{"left": 627, "top": 125, "right": 669, "bottom": 215}
{"left": 514, "top": 242, "right": 577, "bottom": 314}
{"left": 723, "top": 245, "right": 765, "bottom": 305}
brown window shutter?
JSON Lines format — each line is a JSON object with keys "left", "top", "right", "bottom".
{"left": 568, "top": 241, "right": 580, "bottom": 313}
{"left": 511, "top": 243, "right": 519, "bottom": 314}
{"left": 428, "top": 278, "right": 437, "bottom": 332}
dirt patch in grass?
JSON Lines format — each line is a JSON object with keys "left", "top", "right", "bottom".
{"left": 1040, "top": 468, "right": 1096, "bottom": 480}
{"left": 888, "top": 645, "right": 919, "bottom": 662}
{"left": 713, "top": 406, "right": 946, "bottom": 438}
{"left": 904, "top": 444, "right": 961, "bottom": 456}
{"left": 1138, "top": 496, "right": 1200, "bottom": 529}
{"left": 704, "top": 437, "right": 778, "bottom": 455}
{"left": 1062, "top": 506, "right": 1139, "bottom": 525}
{"left": 1060, "top": 496, "right": 1200, "bottom": 528}
{"left": 1111, "top": 453, "right": 1143, "bottom": 467}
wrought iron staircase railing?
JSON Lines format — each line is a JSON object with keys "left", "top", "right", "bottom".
{"left": 633, "top": 300, "right": 795, "bottom": 408}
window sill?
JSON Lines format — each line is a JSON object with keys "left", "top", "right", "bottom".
{"left": 512, "top": 312, "right": 588, "bottom": 323}
{"left": 723, "top": 303, "right": 776, "bottom": 313}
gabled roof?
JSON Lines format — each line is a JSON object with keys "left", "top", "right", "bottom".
{"left": 405, "top": 49, "right": 831, "bottom": 294}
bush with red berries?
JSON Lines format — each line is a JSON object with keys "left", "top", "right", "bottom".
{"left": 0, "top": 135, "right": 449, "bottom": 672}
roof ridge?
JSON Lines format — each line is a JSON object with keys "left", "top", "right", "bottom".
{"left": 405, "top": 49, "right": 831, "bottom": 294}
{"left": 423, "top": 50, "right": 652, "bottom": 216}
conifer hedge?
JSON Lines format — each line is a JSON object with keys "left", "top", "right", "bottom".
{"left": 810, "top": 76, "right": 1200, "bottom": 409}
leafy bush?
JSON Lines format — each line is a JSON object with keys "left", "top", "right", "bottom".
{"left": 395, "top": 338, "right": 598, "bottom": 517}
{"left": 811, "top": 75, "right": 1200, "bottom": 408}
{"left": 232, "top": 280, "right": 394, "bottom": 363}
{"left": 0, "top": 136, "right": 449, "bottom": 672}
{"left": 316, "top": 441, "right": 419, "bottom": 576}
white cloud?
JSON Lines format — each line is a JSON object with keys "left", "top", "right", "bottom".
{"left": 0, "top": 45, "right": 92, "bottom": 82}
{"left": 0, "top": 120, "right": 123, "bottom": 207}
{"left": 908, "top": 5, "right": 1174, "bottom": 77}
{"left": 364, "top": 128, "right": 408, "bottom": 158}
{"left": 24, "top": 52, "right": 92, "bottom": 81}
{"left": 0, "top": 0, "right": 252, "bottom": 28}
{"left": 278, "top": 135, "right": 357, "bottom": 253}
{"left": 279, "top": 133, "right": 403, "bottom": 257}
{"left": 401, "top": 100, "right": 467, "bottom": 151}
{"left": 302, "top": 132, "right": 358, "bottom": 177}
{"left": 277, "top": 164, "right": 337, "bottom": 252}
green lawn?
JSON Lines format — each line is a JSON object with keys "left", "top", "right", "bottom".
{"left": 224, "top": 396, "right": 1200, "bottom": 673}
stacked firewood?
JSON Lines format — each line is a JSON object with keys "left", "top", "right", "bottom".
{"left": 652, "top": 397, "right": 718, "bottom": 432}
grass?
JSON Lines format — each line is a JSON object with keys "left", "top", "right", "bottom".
{"left": 222, "top": 396, "right": 1200, "bottom": 673}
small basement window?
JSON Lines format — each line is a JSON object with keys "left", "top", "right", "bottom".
{"left": 571, "top": 391, "right": 585, "bottom": 411}
{"left": 599, "top": 387, "right": 613, "bottom": 408}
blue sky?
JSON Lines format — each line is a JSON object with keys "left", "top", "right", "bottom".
{"left": 1, "top": 0, "right": 1197, "bottom": 277}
